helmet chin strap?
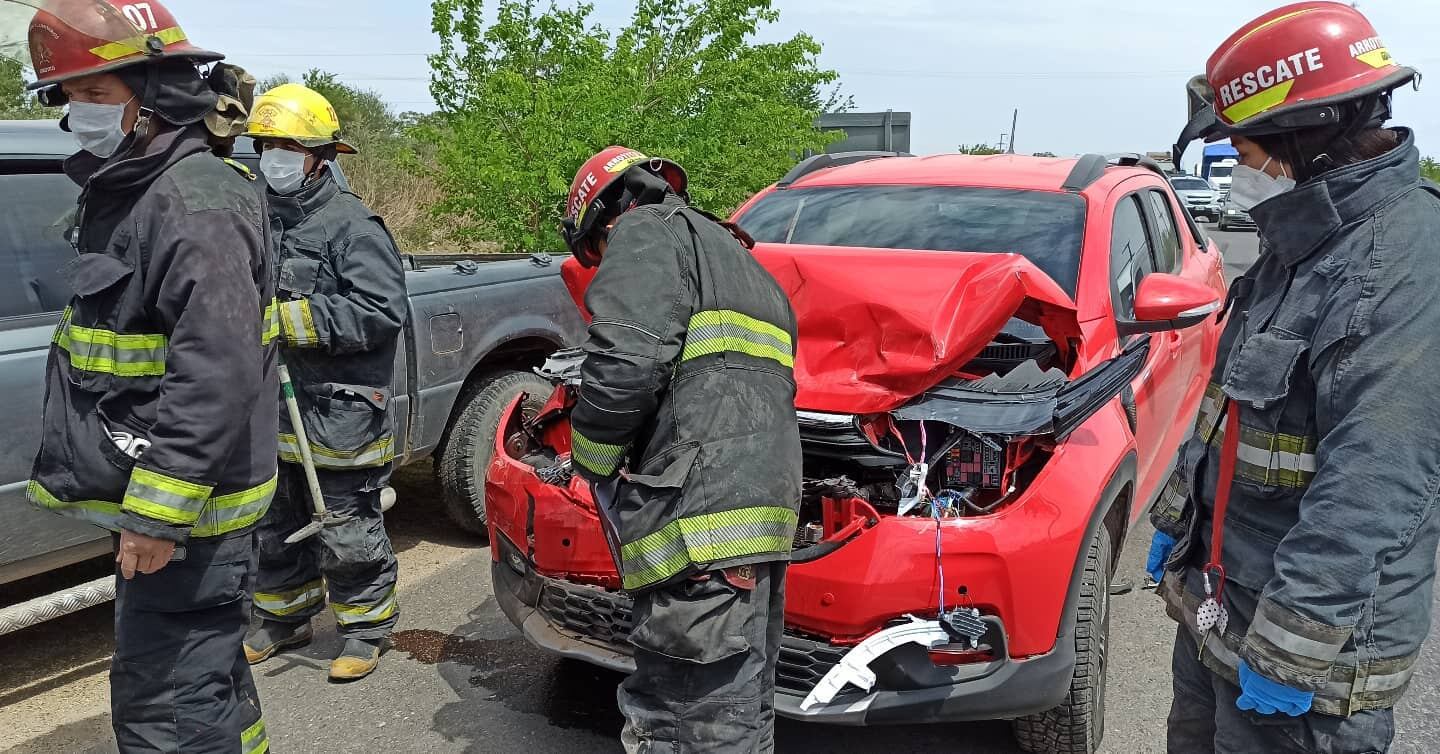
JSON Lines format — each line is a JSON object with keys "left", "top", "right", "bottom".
{"left": 130, "top": 38, "right": 166, "bottom": 146}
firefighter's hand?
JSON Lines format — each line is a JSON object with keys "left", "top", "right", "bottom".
{"left": 116, "top": 529, "right": 176, "bottom": 580}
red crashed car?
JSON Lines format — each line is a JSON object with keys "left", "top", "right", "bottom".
{"left": 484, "top": 152, "right": 1226, "bottom": 752}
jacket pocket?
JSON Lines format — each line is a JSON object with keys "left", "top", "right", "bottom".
{"left": 300, "top": 383, "right": 392, "bottom": 468}
{"left": 1220, "top": 330, "right": 1314, "bottom": 494}
{"left": 628, "top": 573, "right": 752, "bottom": 665}
{"left": 278, "top": 256, "right": 322, "bottom": 298}
{"left": 58, "top": 254, "right": 138, "bottom": 393}
{"left": 614, "top": 443, "right": 702, "bottom": 587}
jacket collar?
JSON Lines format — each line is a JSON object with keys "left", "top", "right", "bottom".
{"left": 268, "top": 169, "right": 341, "bottom": 229}
{"left": 64, "top": 122, "right": 210, "bottom": 194}
{"left": 1250, "top": 128, "right": 1421, "bottom": 267}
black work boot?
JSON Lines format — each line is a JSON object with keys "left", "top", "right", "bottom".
{"left": 244, "top": 620, "right": 313, "bottom": 665}
{"left": 329, "top": 638, "right": 383, "bottom": 682}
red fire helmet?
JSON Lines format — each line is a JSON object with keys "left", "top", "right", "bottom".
{"left": 12, "top": 0, "right": 221, "bottom": 90}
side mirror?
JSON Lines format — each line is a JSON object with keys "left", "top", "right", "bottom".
{"left": 1118, "top": 273, "right": 1222, "bottom": 335}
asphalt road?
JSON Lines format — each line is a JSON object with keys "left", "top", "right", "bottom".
{"left": 4, "top": 229, "right": 1439, "bottom": 753}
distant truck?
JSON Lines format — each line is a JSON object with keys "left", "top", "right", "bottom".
{"left": 1200, "top": 142, "right": 1240, "bottom": 194}
{"left": 815, "top": 110, "right": 911, "bottom": 154}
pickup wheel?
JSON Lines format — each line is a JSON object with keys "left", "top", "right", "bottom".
{"left": 1012, "top": 525, "right": 1113, "bottom": 754}
{"left": 437, "top": 370, "right": 554, "bottom": 536}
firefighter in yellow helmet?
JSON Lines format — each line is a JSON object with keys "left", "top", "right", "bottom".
{"left": 241, "top": 83, "right": 408, "bottom": 682}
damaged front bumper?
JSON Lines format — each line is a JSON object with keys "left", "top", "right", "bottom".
{"left": 491, "top": 531, "right": 1076, "bottom": 725}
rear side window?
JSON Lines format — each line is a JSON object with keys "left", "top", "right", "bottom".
{"left": 1110, "top": 195, "right": 1155, "bottom": 317}
{"left": 1144, "top": 190, "right": 1183, "bottom": 274}
{"left": 0, "top": 173, "right": 78, "bottom": 317}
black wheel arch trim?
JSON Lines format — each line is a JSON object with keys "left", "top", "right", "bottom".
{"left": 1055, "top": 450, "right": 1136, "bottom": 643}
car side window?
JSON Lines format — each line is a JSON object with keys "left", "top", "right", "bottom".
{"left": 1110, "top": 194, "right": 1155, "bottom": 318}
{"left": 0, "top": 173, "right": 79, "bottom": 318}
{"left": 1144, "top": 190, "right": 1183, "bottom": 274}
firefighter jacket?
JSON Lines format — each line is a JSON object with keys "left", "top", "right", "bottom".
{"left": 269, "top": 170, "right": 407, "bottom": 471}
{"left": 1151, "top": 129, "right": 1440, "bottom": 715}
{"left": 570, "top": 194, "right": 803, "bottom": 592}
{"left": 29, "top": 123, "right": 279, "bottom": 544}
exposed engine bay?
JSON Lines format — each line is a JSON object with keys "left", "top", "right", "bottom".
{"left": 512, "top": 324, "right": 1148, "bottom": 565}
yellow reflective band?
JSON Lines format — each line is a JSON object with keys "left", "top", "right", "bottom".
{"left": 191, "top": 476, "right": 277, "bottom": 537}
{"left": 1223, "top": 80, "right": 1296, "bottom": 125}
{"left": 89, "top": 27, "right": 189, "bottom": 62}
{"left": 571, "top": 431, "right": 626, "bottom": 476}
{"left": 254, "top": 579, "right": 325, "bottom": 617}
{"left": 681, "top": 310, "right": 794, "bottom": 368}
{"left": 280, "top": 300, "right": 321, "bottom": 347}
{"left": 55, "top": 321, "right": 168, "bottom": 378}
{"left": 261, "top": 300, "right": 281, "bottom": 346}
{"left": 1355, "top": 48, "right": 1394, "bottom": 69}
{"left": 28, "top": 481, "right": 122, "bottom": 530}
{"left": 278, "top": 434, "right": 395, "bottom": 469}
{"left": 332, "top": 587, "right": 398, "bottom": 626}
{"left": 122, "top": 468, "right": 214, "bottom": 526}
{"left": 620, "top": 506, "right": 798, "bottom": 590}
{"left": 241, "top": 718, "right": 269, "bottom": 754}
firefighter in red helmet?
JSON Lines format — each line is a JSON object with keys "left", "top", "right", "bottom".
{"left": 3, "top": 1, "right": 276, "bottom": 751}
{"left": 1153, "top": 3, "right": 1440, "bottom": 750}
{"left": 562, "top": 147, "right": 801, "bottom": 753}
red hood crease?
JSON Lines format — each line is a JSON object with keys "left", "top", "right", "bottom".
{"left": 561, "top": 244, "right": 1079, "bottom": 415}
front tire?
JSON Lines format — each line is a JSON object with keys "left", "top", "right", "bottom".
{"left": 436, "top": 370, "right": 554, "bottom": 535}
{"left": 1012, "top": 526, "right": 1113, "bottom": 754}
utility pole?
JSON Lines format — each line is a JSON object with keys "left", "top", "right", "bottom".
{"left": 998, "top": 133, "right": 1008, "bottom": 152}
{"left": 1008, "top": 108, "right": 1019, "bottom": 154}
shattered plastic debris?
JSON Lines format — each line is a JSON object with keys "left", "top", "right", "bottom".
{"left": 800, "top": 616, "right": 951, "bottom": 711}
{"left": 535, "top": 347, "right": 586, "bottom": 384}
{"left": 536, "top": 455, "right": 574, "bottom": 486}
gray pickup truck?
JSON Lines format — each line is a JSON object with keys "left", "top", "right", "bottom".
{"left": 0, "top": 120, "right": 584, "bottom": 597}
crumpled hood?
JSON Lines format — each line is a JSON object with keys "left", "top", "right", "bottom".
{"left": 560, "top": 244, "right": 1080, "bottom": 414}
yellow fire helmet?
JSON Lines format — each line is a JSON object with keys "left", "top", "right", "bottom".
{"left": 244, "top": 83, "right": 357, "bottom": 155}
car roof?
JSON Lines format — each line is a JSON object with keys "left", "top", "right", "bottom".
{"left": 0, "top": 118, "right": 260, "bottom": 159}
{"left": 778, "top": 152, "right": 1159, "bottom": 195}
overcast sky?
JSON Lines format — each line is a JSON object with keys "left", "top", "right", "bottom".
{"left": 172, "top": 0, "right": 1438, "bottom": 168}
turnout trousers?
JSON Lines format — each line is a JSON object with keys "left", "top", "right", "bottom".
{"left": 619, "top": 561, "right": 787, "bottom": 754}
{"left": 1167, "top": 625, "right": 1395, "bottom": 753}
{"left": 252, "top": 462, "right": 398, "bottom": 640}
{"left": 111, "top": 532, "right": 267, "bottom": 754}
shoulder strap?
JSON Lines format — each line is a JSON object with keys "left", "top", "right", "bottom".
{"left": 221, "top": 157, "right": 256, "bottom": 182}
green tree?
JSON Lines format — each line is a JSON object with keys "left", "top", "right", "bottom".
{"left": 958, "top": 143, "right": 1003, "bottom": 156}
{"left": 428, "top": 0, "right": 844, "bottom": 252}
{"left": 0, "top": 59, "right": 52, "bottom": 120}
{"left": 1032, "top": 151, "right": 1058, "bottom": 158}
{"left": 1421, "top": 156, "right": 1440, "bottom": 184}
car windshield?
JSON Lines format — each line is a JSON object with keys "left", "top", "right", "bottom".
{"left": 1171, "top": 178, "right": 1210, "bottom": 191}
{"left": 1209, "top": 165, "right": 1234, "bottom": 178}
{"left": 735, "top": 186, "right": 1086, "bottom": 295}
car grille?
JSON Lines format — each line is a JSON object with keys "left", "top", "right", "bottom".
{"left": 538, "top": 580, "right": 634, "bottom": 646}
{"left": 776, "top": 633, "right": 851, "bottom": 695}
{"left": 536, "top": 579, "right": 849, "bottom": 696}
{"left": 797, "top": 412, "right": 902, "bottom": 467}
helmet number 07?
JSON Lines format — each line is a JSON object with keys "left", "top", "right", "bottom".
{"left": 122, "top": 3, "right": 158, "bottom": 31}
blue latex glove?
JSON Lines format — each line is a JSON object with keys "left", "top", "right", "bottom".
{"left": 1146, "top": 530, "right": 1176, "bottom": 583}
{"left": 1236, "top": 661, "right": 1314, "bottom": 717}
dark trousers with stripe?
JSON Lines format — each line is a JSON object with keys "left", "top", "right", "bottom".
{"left": 1167, "top": 625, "right": 1394, "bottom": 753}
{"left": 111, "top": 532, "right": 267, "bottom": 754}
{"left": 618, "top": 562, "right": 787, "bottom": 754}
{"left": 252, "top": 463, "right": 399, "bottom": 640}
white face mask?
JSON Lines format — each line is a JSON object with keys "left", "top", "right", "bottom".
{"left": 68, "top": 98, "right": 133, "bottom": 158}
{"left": 1229, "top": 157, "right": 1296, "bottom": 211}
{"left": 261, "top": 148, "right": 309, "bottom": 194}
